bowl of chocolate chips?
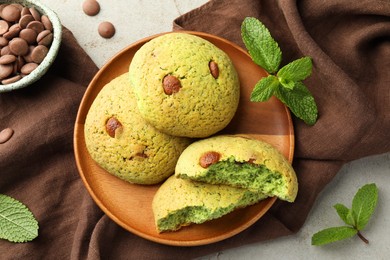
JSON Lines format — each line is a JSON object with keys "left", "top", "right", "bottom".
{"left": 0, "top": 0, "right": 61, "bottom": 92}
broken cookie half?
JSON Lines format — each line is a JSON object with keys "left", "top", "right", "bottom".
{"left": 152, "top": 175, "right": 268, "bottom": 233}
{"left": 175, "top": 135, "right": 298, "bottom": 202}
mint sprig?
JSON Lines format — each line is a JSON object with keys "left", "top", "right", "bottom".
{"left": 311, "top": 183, "right": 378, "bottom": 246}
{"left": 241, "top": 17, "right": 318, "bottom": 125}
{"left": 0, "top": 194, "right": 39, "bottom": 243}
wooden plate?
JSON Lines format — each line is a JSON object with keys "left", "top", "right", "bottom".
{"left": 74, "top": 31, "right": 294, "bottom": 246}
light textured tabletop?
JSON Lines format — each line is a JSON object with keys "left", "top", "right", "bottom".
{"left": 40, "top": 0, "right": 390, "bottom": 259}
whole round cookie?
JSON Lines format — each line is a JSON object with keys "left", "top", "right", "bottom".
{"left": 129, "top": 33, "right": 240, "bottom": 138}
{"left": 84, "top": 73, "right": 191, "bottom": 185}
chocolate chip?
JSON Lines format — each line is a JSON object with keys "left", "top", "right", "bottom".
{"left": 82, "top": 0, "right": 100, "bottom": 16}
{"left": 247, "top": 158, "right": 257, "bottom": 164}
{"left": 21, "top": 7, "right": 30, "bottom": 16}
{"left": 199, "top": 151, "right": 221, "bottom": 168}
{"left": 209, "top": 60, "right": 219, "bottom": 79}
{"left": 23, "top": 45, "right": 35, "bottom": 62}
{"left": 0, "top": 128, "right": 14, "bottom": 144}
{"left": 98, "top": 21, "right": 115, "bottom": 39}
{"left": 135, "top": 152, "right": 148, "bottom": 158}
{"left": 0, "top": 64, "right": 13, "bottom": 79}
{"left": 9, "top": 37, "right": 28, "bottom": 55}
{"left": 3, "top": 23, "right": 21, "bottom": 40}
{"left": 0, "top": 54, "right": 16, "bottom": 64}
{"left": 29, "top": 7, "right": 41, "bottom": 21}
{"left": 31, "top": 45, "right": 48, "bottom": 63}
{"left": 1, "top": 5, "right": 21, "bottom": 22}
{"left": 41, "top": 15, "right": 52, "bottom": 31}
{"left": 129, "top": 152, "right": 148, "bottom": 160}
{"left": 20, "top": 62, "right": 38, "bottom": 74}
{"left": 26, "top": 20, "right": 44, "bottom": 34}
{"left": 36, "top": 29, "right": 50, "bottom": 41}
{"left": 162, "top": 75, "right": 181, "bottom": 95}
{"left": 0, "top": 36, "right": 8, "bottom": 47}
{"left": 19, "top": 28, "right": 37, "bottom": 44}
{"left": 0, "top": 45, "right": 11, "bottom": 55}
{"left": 37, "top": 31, "right": 53, "bottom": 46}
{"left": 19, "top": 14, "right": 34, "bottom": 28}
{"left": 105, "top": 117, "right": 122, "bottom": 138}
{"left": 0, "top": 20, "right": 9, "bottom": 35}
{"left": 1, "top": 74, "right": 21, "bottom": 84}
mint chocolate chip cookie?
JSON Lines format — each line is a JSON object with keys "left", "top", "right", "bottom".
{"left": 129, "top": 33, "right": 240, "bottom": 138}
{"left": 175, "top": 135, "right": 298, "bottom": 202}
{"left": 152, "top": 175, "right": 267, "bottom": 233}
{"left": 84, "top": 73, "right": 191, "bottom": 185}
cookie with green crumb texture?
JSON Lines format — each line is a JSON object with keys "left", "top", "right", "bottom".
{"left": 175, "top": 135, "right": 298, "bottom": 202}
{"left": 84, "top": 73, "right": 191, "bottom": 185}
{"left": 152, "top": 175, "right": 267, "bottom": 233}
{"left": 128, "top": 32, "right": 240, "bottom": 138}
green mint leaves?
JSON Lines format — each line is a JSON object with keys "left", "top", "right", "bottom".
{"left": 0, "top": 194, "right": 39, "bottom": 243}
{"left": 241, "top": 17, "right": 282, "bottom": 74}
{"left": 311, "top": 183, "right": 378, "bottom": 246}
{"left": 241, "top": 17, "right": 318, "bottom": 125}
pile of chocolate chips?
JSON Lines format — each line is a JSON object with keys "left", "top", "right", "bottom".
{"left": 0, "top": 3, "right": 53, "bottom": 85}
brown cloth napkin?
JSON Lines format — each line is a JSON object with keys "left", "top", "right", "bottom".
{"left": 1, "top": 0, "right": 389, "bottom": 259}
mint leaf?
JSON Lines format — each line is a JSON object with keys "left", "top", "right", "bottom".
{"left": 250, "top": 75, "right": 279, "bottom": 102}
{"left": 275, "top": 81, "right": 318, "bottom": 125}
{"left": 241, "top": 17, "right": 318, "bottom": 125}
{"left": 346, "top": 210, "right": 356, "bottom": 227}
{"left": 312, "top": 183, "right": 378, "bottom": 246}
{"left": 0, "top": 194, "right": 39, "bottom": 243}
{"left": 334, "top": 203, "right": 354, "bottom": 226}
{"left": 277, "top": 57, "right": 312, "bottom": 82}
{"left": 279, "top": 78, "right": 295, "bottom": 90}
{"left": 311, "top": 226, "right": 358, "bottom": 246}
{"left": 351, "top": 183, "right": 378, "bottom": 231}
{"left": 241, "top": 17, "right": 282, "bottom": 74}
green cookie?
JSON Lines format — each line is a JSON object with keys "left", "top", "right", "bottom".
{"left": 175, "top": 135, "right": 298, "bottom": 202}
{"left": 129, "top": 33, "right": 240, "bottom": 138}
{"left": 152, "top": 175, "right": 267, "bottom": 233}
{"left": 84, "top": 73, "right": 191, "bottom": 185}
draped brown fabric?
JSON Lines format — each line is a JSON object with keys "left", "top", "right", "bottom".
{"left": 0, "top": 1, "right": 389, "bottom": 259}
